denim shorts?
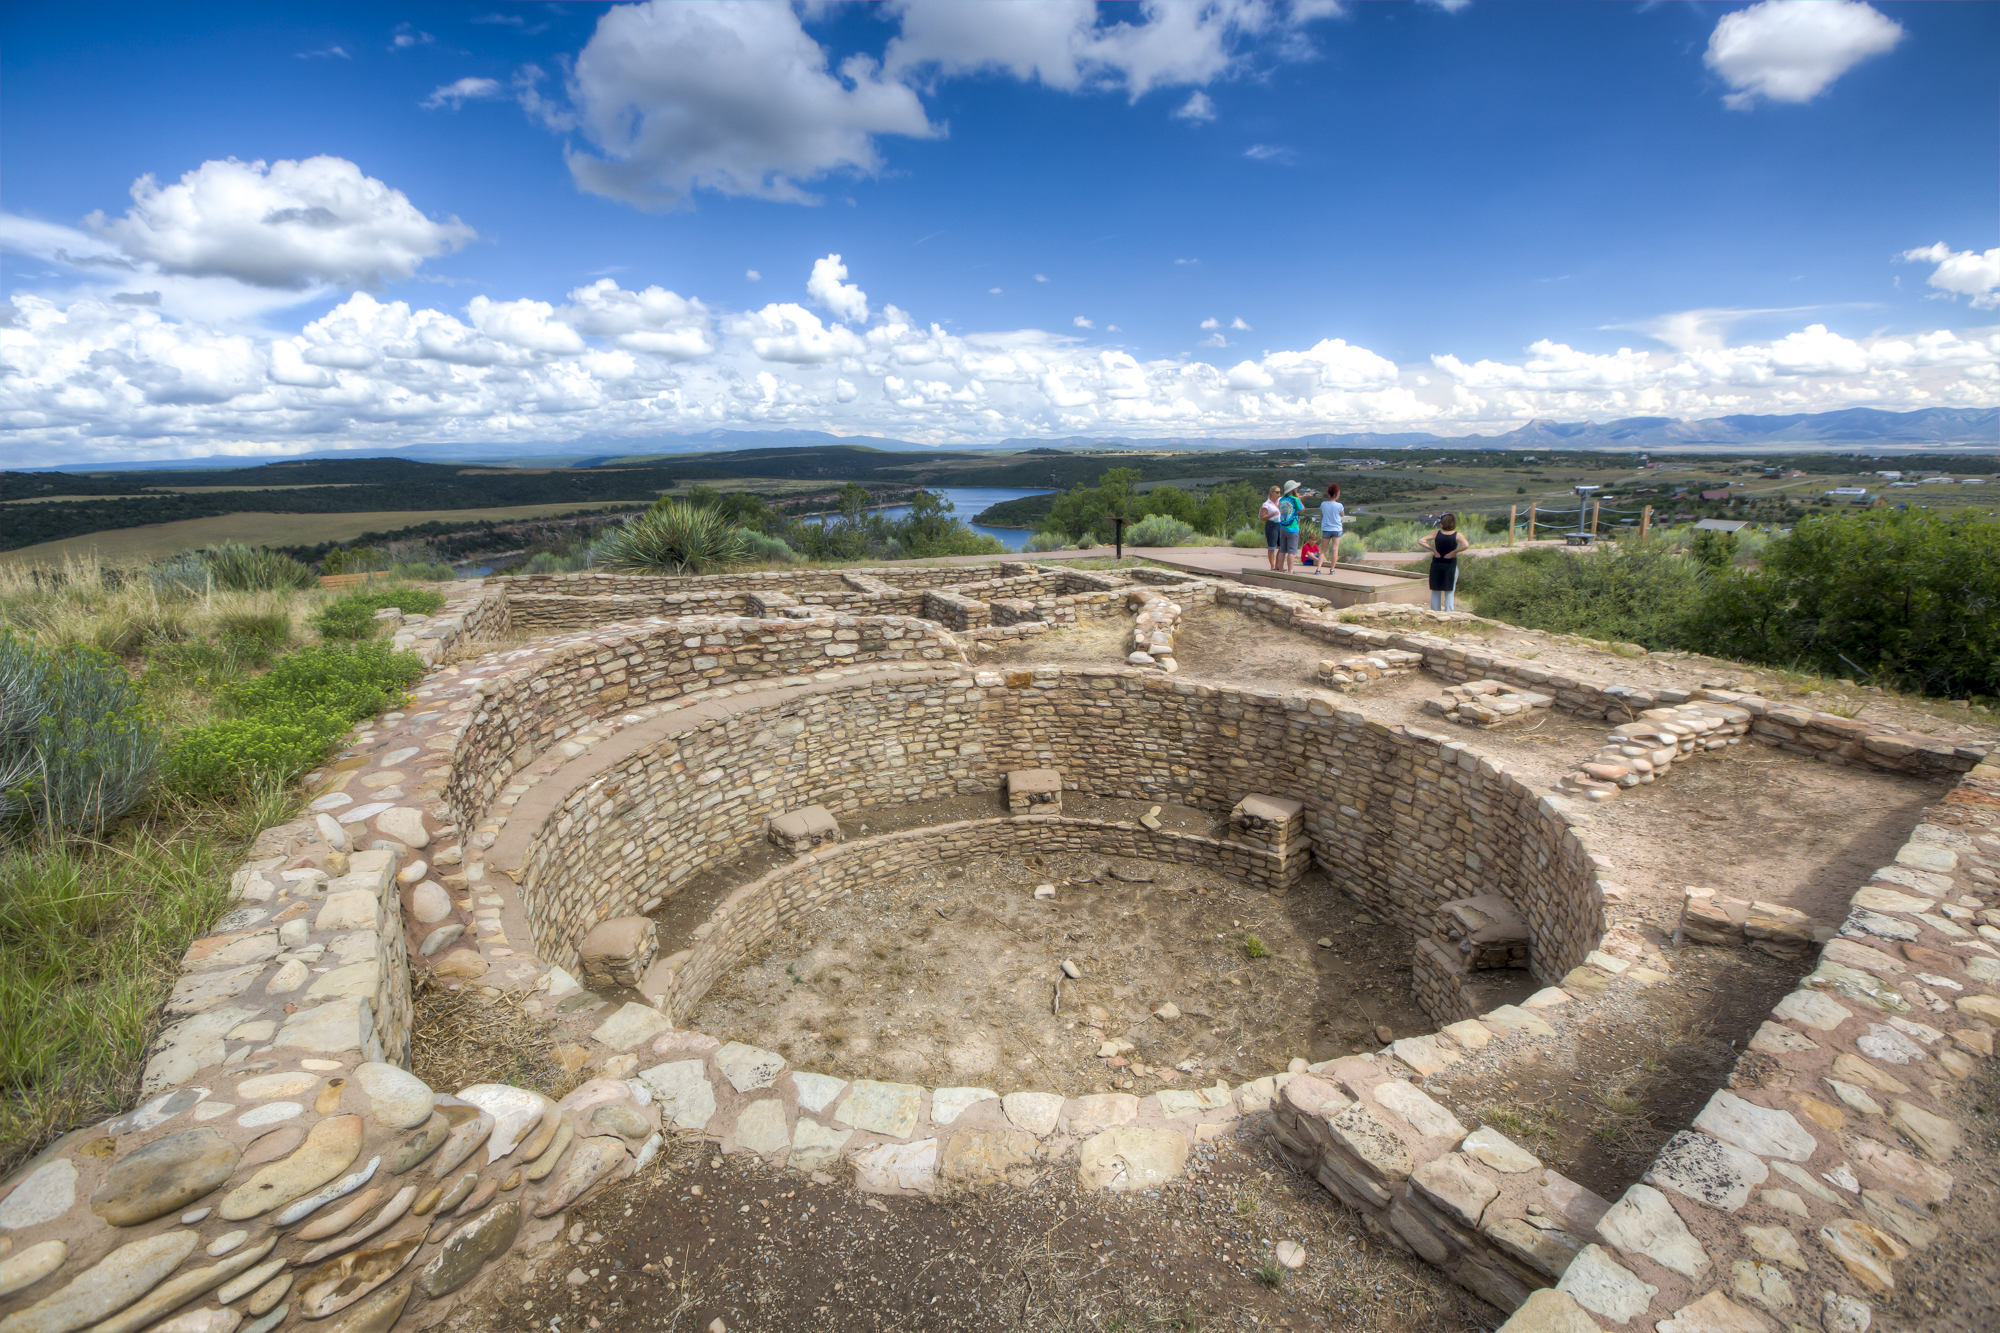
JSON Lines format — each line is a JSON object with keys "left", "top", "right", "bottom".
{"left": 1265, "top": 520, "right": 1282, "bottom": 550}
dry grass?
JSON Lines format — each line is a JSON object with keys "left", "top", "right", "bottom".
{"left": 409, "top": 977, "right": 589, "bottom": 1103}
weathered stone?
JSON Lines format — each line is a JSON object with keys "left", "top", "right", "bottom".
{"left": 533, "top": 1136, "right": 627, "bottom": 1217}
{"left": 236, "top": 1103, "right": 302, "bottom": 1129}
{"left": 429, "top": 1113, "right": 493, "bottom": 1179}
{"left": 1887, "top": 1099, "right": 1961, "bottom": 1161}
{"left": 1482, "top": 1004, "right": 1557, "bottom": 1039}
{"left": 1772, "top": 989, "right": 1852, "bottom": 1031}
{"left": 353, "top": 1063, "right": 434, "bottom": 1130}
{"left": 1817, "top": 1219, "right": 1906, "bottom": 1294}
{"left": 1809, "top": 958, "right": 1911, "bottom": 1013}
{"left": 852, "top": 1139, "right": 938, "bottom": 1195}
{"left": 1389, "top": 1035, "right": 1460, "bottom": 1075}
{"left": 788, "top": 1120, "right": 852, "bottom": 1171}
{"left": 274, "top": 996, "right": 375, "bottom": 1055}
{"left": 1442, "top": 1019, "right": 1493, "bottom": 1050}
{"left": 458, "top": 1084, "right": 549, "bottom": 1160}
{"left": 790, "top": 1072, "right": 846, "bottom": 1113}
{"left": 318, "top": 1279, "right": 409, "bottom": 1333}
{"left": 523, "top": 1120, "right": 573, "bottom": 1183}
{"left": 91, "top": 1129, "right": 240, "bottom": 1226}
{"left": 236, "top": 1071, "right": 317, "bottom": 1099}
{"left": 1693, "top": 1091, "right": 1817, "bottom": 1163}
{"left": 1325, "top": 1103, "right": 1416, "bottom": 1186}
{"left": 295, "top": 1185, "right": 382, "bottom": 1242}
{"left": 1411, "top": 1153, "right": 1499, "bottom": 1229}
{"left": 1831, "top": 1053, "right": 1907, "bottom": 1094}
{"left": 638, "top": 1061, "right": 716, "bottom": 1132}
{"left": 0, "top": 1157, "right": 78, "bottom": 1231}
{"left": 386, "top": 1114, "right": 449, "bottom": 1175}
{"left": 1155, "top": 1083, "right": 1232, "bottom": 1118}
{"left": 0, "top": 1231, "right": 195, "bottom": 1332}
{"left": 275, "top": 1153, "right": 379, "bottom": 1227}
{"left": 0, "top": 1240, "right": 66, "bottom": 1298}
{"left": 714, "top": 1042, "right": 786, "bottom": 1092}
{"left": 217, "top": 1255, "right": 287, "bottom": 1305}
{"left": 836, "top": 1080, "right": 925, "bottom": 1138}
{"left": 1484, "top": 1215, "right": 1579, "bottom": 1280}
{"left": 930, "top": 1086, "right": 1000, "bottom": 1124}
{"left": 106, "top": 1087, "right": 211, "bottom": 1136}
{"left": 296, "top": 1236, "right": 423, "bottom": 1319}
{"left": 376, "top": 807, "right": 428, "bottom": 847}
{"left": 591, "top": 1103, "right": 652, "bottom": 1141}
{"left": 1820, "top": 1290, "right": 1872, "bottom": 1333}
{"left": 1856, "top": 1024, "right": 1926, "bottom": 1065}
{"left": 731, "top": 1100, "right": 789, "bottom": 1156}
{"left": 1555, "top": 1243, "right": 1658, "bottom": 1322}
{"left": 417, "top": 1200, "right": 522, "bottom": 1296}
{"left": 1463, "top": 1125, "right": 1539, "bottom": 1173}
{"left": 590, "top": 1002, "right": 672, "bottom": 1050}
{"left": 219, "top": 1114, "right": 362, "bottom": 1220}
{"left": 1597, "top": 1183, "right": 1710, "bottom": 1279}
{"left": 87, "top": 1234, "right": 276, "bottom": 1333}
{"left": 131, "top": 1310, "right": 240, "bottom": 1333}
{"left": 419, "top": 925, "right": 463, "bottom": 957}
{"left": 1748, "top": 1022, "right": 1818, "bottom": 1055}
{"left": 1860, "top": 1189, "right": 1939, "bottom": 1250}
{"left": 940, "top": 1129, "right": 1040, "bottom": 1187}
{"left": 1740, "top": 1224, "right": 1807, "bottom": 1271}
{"left": 431, "top": 949, "right": 488, "bottom": 979}
{"left": 1002, "top": 1091, "right": 1064, "bottom": 1136}
{"left": 1658, "top": 1288, "right": 1779, "bottom": 1332}
{"left": 410, "top": 881, "right": 451, "bottom": 924}
{"left": 1078, "top": 1126, "right": 1188, "bottom": 1192}
{"left": 1504, "top": 1287, "right": 1609, "bottom": 1333}
{"left": 1645, "top": 1131, "right": 1768, "bottom": 1211}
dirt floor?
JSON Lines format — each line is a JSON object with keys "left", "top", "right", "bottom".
{"left": 1421, "top": 941, "right": 1807, "bottom": 1202}
{"left": 688, "top": 837, "right": 1433, "bottom": 1096}
{"left": 444, "top": 1119, "right": 1498, "bottom": 1333}
{"left": 1875, "top": 1052, "right": 2000, "bottom": 1333}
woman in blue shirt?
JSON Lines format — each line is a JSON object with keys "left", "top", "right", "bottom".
{"left": 1316, "top": 482, "right": 1344, "bottom": 574}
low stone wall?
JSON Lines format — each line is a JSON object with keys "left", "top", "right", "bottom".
{"left": 645, "top": 815, "right": 1304, "bottom": 1023}
{"left": 445, "top": 615, "right": 962, "bottom": 832}
{"left": 1214, "top": 583, "right": 1991, "bottom": 779}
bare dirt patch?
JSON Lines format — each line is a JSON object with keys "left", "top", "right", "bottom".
{"left": 687, "top": 839, "right": 1432, "bottom": 1097}
{"left": 444, "top": 1121, "right": 1496, "bottom": 1333}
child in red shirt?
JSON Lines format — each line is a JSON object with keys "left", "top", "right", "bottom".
{"left": 1300, "top": 537, "right": 1323, "bottom": 569}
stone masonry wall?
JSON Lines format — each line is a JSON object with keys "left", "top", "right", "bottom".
{"left": 1214, "top": 583, "right": 1990, "bottom": 780}
{"left": 445, "top": 615, "right": 962, "bottom": 834}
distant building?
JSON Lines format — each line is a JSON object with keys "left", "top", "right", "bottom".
{"left": 1922, "top": 477, "right": 1954, "bottom": 484}
{"left": 1962, "top": 477, "right": 1989, "bottom": 484}
{"left": 1692, "top": 519, "right": 1751, "bottom": 533}
{"left": 1826, "top": 487, "right": 1870, "bottom": 501}
{"left": 1875, "top": 471, "right": 1903, "bottom": 480}
{"left": 1700, "top": 489, "right": 1731, "bottom": 501}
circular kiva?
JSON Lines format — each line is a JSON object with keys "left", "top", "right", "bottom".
{"left": 4, "top": 564, "right": 1993, "bottom": 1333}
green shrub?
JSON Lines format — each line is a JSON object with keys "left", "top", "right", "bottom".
{"left": 166, "top": 641, "right": 422, "bottom": 795}
{"left": 0, "top": 633, "right": 161, "bottom": 838}
{"left": 1125, "top": 514, "right": 1200, "bottom": 547}
{"left": 311, "top": 586, "right": 447, "bottom": 641}
{"left": 217, "top": 612, "right": 289, "bottom": 667}
{"left": 388, "top": 561, "right": 456, "bottom": 583}
{"left": 1230, "top": 526, "right": 1262, "bottom": 549}
{"left": 222, "top": 641, "right": 423, "bottom": 726}
{"left": 1457, "top": 542, "right": 1712, "bottom": 648}
{"left": 165, "top": 714, "right": 348, "bottom": 798}
{"left": 199, "top": 543, "right": 318, "bottom": 592}
{"left": 1362, "top": 522, "right": 1427, "bottom": 553}
{"left": 597, "top": 501, "right": 746, "bottom": 575}
{"left": 1022, "top": 531, "right": 1071, "bottom": 553}
{"left": 1690, "top": 510, "right": 2000, "bottom": 699}
{"left": 736, "top": 530, "right": 800, "bottom": 564}
{"left": 1336, "top": 533, "right": 1366, "bottom": 562}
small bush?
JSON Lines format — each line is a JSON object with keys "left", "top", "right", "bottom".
{"left": 312, "top": 586, "right": 448, "bottom": 641}
{"left": 1023, "top": 530, "right": 1071, "bottom": 553}
{"left": 736, "top": 530, "right": 800, "bottom": 564}
{"left": 1457, "top": 542, "right": 1711, "bottom": 648}
{"left": 221, "top": 641, "right": 424, "bottom": 726}
{"left": 1230, "top": 526, "right": 1262, "bottom": 549}
{"left": 1362, "top": 522, "right": 1427, "bottom": 553}
{"left": 217, "top": 612, "right": 289, "bottom": 667}
{"left": 1242, "top": 934, "right": 1271, "bottom": 959}
{"left": 1125, "top": 514, "right": 1199, "bottom": 547}
{"left": 1336, "top": 533, "right": 1366, "bottom": 562}
{"left": 388, "top": 560, "right": 456, "bottom": 583}
{"left": 165, "top": 714, "right": 348, "bottom": 798}
{"left": 597, "top": 501, "right": 746, "bottom": 575}
{"left": 0, "top": 633, "right": 161, "bottom": 838}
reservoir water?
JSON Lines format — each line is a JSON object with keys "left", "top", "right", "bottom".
{"left": 800, "top": 486, "right": 1054, "bottom": 552}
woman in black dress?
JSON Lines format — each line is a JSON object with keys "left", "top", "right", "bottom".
{"left": 1419, "top": 513, "right": 1467, "bottom": 611}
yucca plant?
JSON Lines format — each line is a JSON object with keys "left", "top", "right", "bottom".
{"left": 595, "top": 501, "right": 747, "bottom": 575}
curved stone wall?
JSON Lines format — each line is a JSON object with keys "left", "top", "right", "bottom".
{"left": 445, "top": 615, "right": 963, "bottom": 832}
{"left": 508, "top": 667, "right": 1606, "bottom": 987}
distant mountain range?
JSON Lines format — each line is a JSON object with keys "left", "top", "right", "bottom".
{"left": 38, "top": 407, "right": 1996, "bottom": 472}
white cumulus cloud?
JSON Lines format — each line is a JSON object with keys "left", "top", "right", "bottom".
{"left": 1902, "top": 243, "right": 2000, "bottom": 310}
{"left": 807, "top": 253, "right": 870, "bottom": 324}
{"left": 423, "top": 77, "right": 505, "bottom": 110}
{"left": 1173, "top": 90, "right": 1217, "bottom": 122}
{"left": 1704, "top": 0, "right": 1903, "bottom": 110}
{"left": 560, "top": 0, "right": 937, "bottom": 210}
{"left": 84, "top": 157, "right": 474, "bottom": 291}
{"left": 1, "top": 249, "right": 1993, "bottom": 466}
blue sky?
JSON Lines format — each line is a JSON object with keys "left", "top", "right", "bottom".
{"left": 2, "top": 0, "right": 1995, "bottom": 464}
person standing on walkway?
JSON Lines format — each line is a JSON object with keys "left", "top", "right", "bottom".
{"left": 1317, "top": 482, "right": 1345, "bottom": 575}
{"left": 1260, "top": 486, "right": 1284, "bottom": 571}
{"left": 1277, "top": 481, "right": 1305, "bottom": 573}
{"left": 1419, "top": 512, "right": 1466, "bottom": 611}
